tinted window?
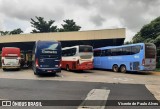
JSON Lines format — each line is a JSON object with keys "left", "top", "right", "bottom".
{"left": 105, "top": 49, "right": 112, "bottom": 56}
{"left": 62, "top": 48, "right": 76, "bottom": 56}
{"left": 145, "top": 44, "right": 156, "bottom": 58}
{"left": 111, "top": 48, "right": 117, "bottom": 56}
{"left": 101, "top": 50, "right": 106, "bottom": 56}
{"left": 131, "top": 45, "right": 141, "bottom": 55}
{"left": 98, "top": 45, "right": 141, "bottom": 57}
{"left": 94, "top": 50, "right": 101, "bottom": 57}
{"left": 101, "top": 49, "right": 112, "bottom": 56}
{"left": 79, "top": 46, "right": 93, "bottom": 52}
{"left": 122, "top": 47, "right": 131, "bottom": 55}
{"left": 110, "top": 48, "right": 122, "bottom": 56}
{"left": 38, "top": 42, "right": 59, "bottom": 50}
{"left": 38, "top": 42, "right": 61, "bottom": 55}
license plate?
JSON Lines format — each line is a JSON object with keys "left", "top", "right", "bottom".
{"left": 47, "top": 70, "right": 52, "bottom": 72}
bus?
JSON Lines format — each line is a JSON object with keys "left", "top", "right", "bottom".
{"left": 32, "top": 41, "right": 61, "bottom": 75}
{"left": 61, "top": 45, "right": 93, "bottom": 71}
{"left": 1, "top": 47, "right": 21, "bottom": 70}
{"left": 94, "top": 43, "right": 156, "bottom": 73}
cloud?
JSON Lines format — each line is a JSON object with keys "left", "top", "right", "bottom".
{"left": 0, "top": 0, "right": 65, "bottom": 21}
{"left": 90, "top": 15, "right": 105, "bottom": 27}
{"left": 0, "top": 0, "right": 159, "bottom": 41}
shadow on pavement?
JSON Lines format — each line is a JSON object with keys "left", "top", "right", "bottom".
{"left": 36, "top": 73, "right": 58, "bottom": 77}
{"left": 93, "top": 68, "right": 154, "bottom": 75}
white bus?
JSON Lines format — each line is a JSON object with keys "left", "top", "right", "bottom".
{"left": 1, "top": 47, "right": 21, "bottom": 70}
{"left": 61, "top": 45, "right": 93, "bottom": 71}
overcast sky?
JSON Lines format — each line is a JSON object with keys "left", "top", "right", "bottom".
{"left": 0, "top": 0, "right": 160, "bottom": 41}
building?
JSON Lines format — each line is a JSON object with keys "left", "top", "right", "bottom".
{"left": 0, "top": 28, "right": 125, "bottom": 51}
{"left": 0, "top": 28, "right": 125, "bottom": 67}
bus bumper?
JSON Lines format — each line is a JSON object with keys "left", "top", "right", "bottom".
{"left": 139, "top": 66, "right": 156, "bottom": 71}
{"left": 76, "top": 63, "right": 93, "bottom": 70}
{"left": 36, "top": 68, "right": 61, "bottom": 74}
{"left": 2, "top": 66, "right": 20, "bottom": 69}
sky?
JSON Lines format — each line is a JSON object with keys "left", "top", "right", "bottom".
{"left": 0, "top": 0, "right": 160, "bottom": 42}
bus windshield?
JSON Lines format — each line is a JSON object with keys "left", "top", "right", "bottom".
{"left": 79, "top": 46, "right": 93, "bottom": 52}
{"left": 38, "top": 43, "right": 60, "bottom": 55}
{"left": 145, "top": 44, "right": 156, "bottom": 58}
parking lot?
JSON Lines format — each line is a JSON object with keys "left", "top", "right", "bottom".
{"left": 0, "top": 68, "right": 160, "bottom": 101}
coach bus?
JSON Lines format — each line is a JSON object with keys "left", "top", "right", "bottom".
{"left": 94, "top": 43, "right": 156, "bottom": 73}
{"left": 61, "top": 45, "right": 93, "bottom": 71}
{"left": 32, "top": 41, "right": 61, "bottom": 75}
{"left": 1, "top": 47, "right": 21, "bottom": 70}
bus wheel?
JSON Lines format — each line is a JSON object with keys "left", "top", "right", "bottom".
{"left": 34, "top": 71, "right": 37, "bottom": 75}
{"left": 66, "top": 65, "right": 70, "bottom": 71}
{"left": 112, "top": 65, "right": 118, "bottom": 72}
{"left": 3, "top": 68, "right": 6, "bottom": 71}
{"left": 120, "top": 65, "right": 126, "bottom": 73}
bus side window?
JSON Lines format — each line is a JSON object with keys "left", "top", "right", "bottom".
{"left": 122, "top": 47, "right": 131, "bottom": 55}
{"left": 71, "top": 48, "right": 76, "bottom": 56}
{"left": 94, "top": 50, "right": 101, "bottom": 57}
{"left": 116, "top": 48, "right": 122, "bottom": 56}
{"left": 131, "top": 45, "right": 141, "bottom": 55}
{"left": 111, "top": 48, "right": 117, "bottom": 56}
{"left": 62, "top": 50, "right": 66, "bottom": 56}
{"left": 101, "top": 50, "right": 105, "bottom": 56}
{"left": 105, "top": 49, "right": 111, "bottom": 56}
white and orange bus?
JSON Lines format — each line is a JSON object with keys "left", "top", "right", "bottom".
{"left": 61, "top": 45, "right": 93, "bottom": 71}
{"left": 1, "top": 47, "right": 21, "bottom": 70}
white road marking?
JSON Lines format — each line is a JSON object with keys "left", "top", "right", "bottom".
{"left": 114, "top": 77, "right": 134, "bottom": 81}
{"left": 78, "top": 89, "right": 110, "bottom": 109}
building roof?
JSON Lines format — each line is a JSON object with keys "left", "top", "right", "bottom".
{"left": 0, "top": 28, "right": 125, "bottom": 43}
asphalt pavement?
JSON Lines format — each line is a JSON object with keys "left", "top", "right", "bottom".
{"left": 0, "top": 78, "right": 159, "bottom": 109}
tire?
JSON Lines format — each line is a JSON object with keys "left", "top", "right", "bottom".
{"left": 33, "top": 68, "right": 37, "bottom": 75}
{"left": 66, "top": 65, "right": 70, "bottom": 71}
{"left": 120, "top": 65, "right": 126, "bottom": 73}
{"left": 112, "top": 65, "right": 118, "bottom": 72}
{"left": 17, "top": 68, "right": 20, "bottom": 71}
{"left": 3, "top": 68, "right": 6, "bottom": 71}
{"left": 34, "top": 71, "right": 37, "bottom": 75}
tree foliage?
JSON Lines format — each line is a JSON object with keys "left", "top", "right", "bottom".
{"left": 0, "top": 28, "right": 23, "bottom": 36}
{"left": 0, "top": 31, "right": 10, "bottom": 36}
{"left": 30, "top": 16, "right": 57, "bottom": 33}
{"left": 133, "top": 16, "right": 160, "bottom": 47}
{"left": 58, "top": 19, "right": 81, "bottom": 32}
{"left": 10, "top": 28, "right": 23, "bottom": 35}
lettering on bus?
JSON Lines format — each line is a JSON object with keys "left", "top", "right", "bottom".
{"left": 42, "top": 50, "right": 57, "bottom": 54}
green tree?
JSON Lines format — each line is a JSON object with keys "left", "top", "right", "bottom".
{"left": 10, "top": 28, "right": 23, "bottom": 34}
{"left": 124, "top": 41, "right": 133, "bottom": 45}
{"left": 59, "top": 19, "right": 81, "bottom": 32}
{"left": 30, "top": 16, "right": 57, "bottom": 33}
{"left": 132, "top": 16, "right": 160, "bottom": 68}
{"left": 0, "top": 31, "right": 10, "bottom": 36}
{"left": 133, "top": 16, "right": 160, "bottom": 45}
{"left": 0, "top": 28, "right": 23, "bottom": 36}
